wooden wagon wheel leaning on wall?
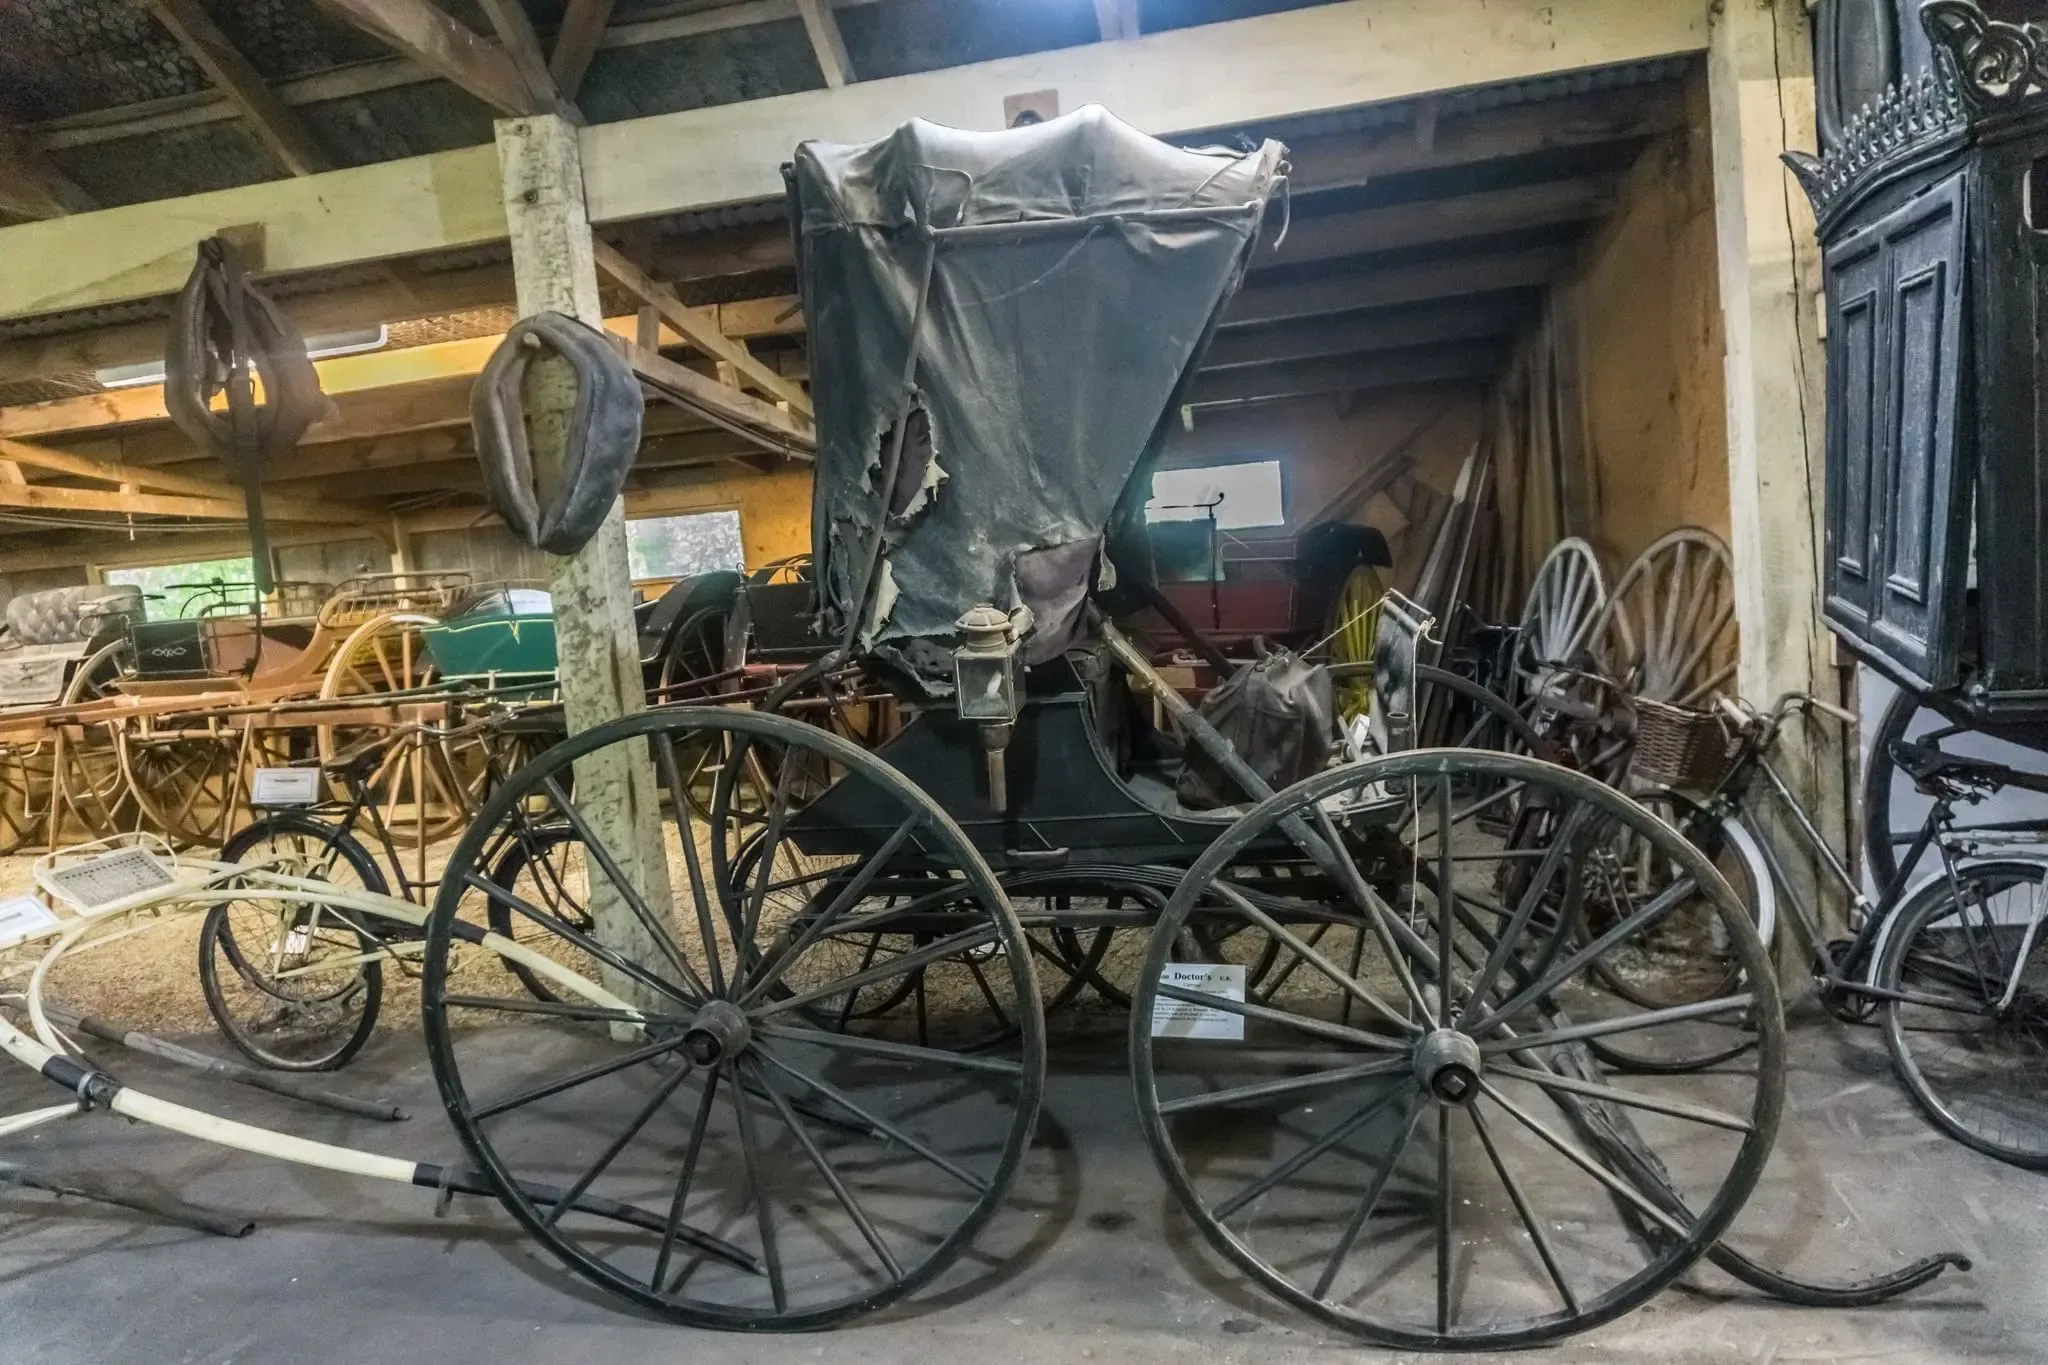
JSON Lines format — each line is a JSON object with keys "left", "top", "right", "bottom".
{"left": 114, "top": 716, "right": 243, "bottom": 849}
{"left": 1593, "top": 528, "right": 1739, "bottom": 712}
{"left": 317, "top": 612, "right": 483, "bottom": 849}
{"left": 50, "top": 639, "right": 138, "bottom": 843}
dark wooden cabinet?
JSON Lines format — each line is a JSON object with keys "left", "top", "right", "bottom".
{"left": 1791, "top": 0, "right": 2048, "bottom": 718}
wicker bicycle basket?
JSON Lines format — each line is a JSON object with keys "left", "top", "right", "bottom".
{"left": 1626, "top": 697, "right": 1738, "bottom": 790}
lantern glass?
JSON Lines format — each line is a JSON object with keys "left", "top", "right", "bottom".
{"left": 954, "top": 649, "right": 1017, "bottom": 721}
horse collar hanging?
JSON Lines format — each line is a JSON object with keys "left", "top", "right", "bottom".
{"left": 164, "top": 237, "right": 326, "bottom": 592}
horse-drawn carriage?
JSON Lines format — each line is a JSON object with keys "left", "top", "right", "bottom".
{"left": 0, "top": 101, "right": 1980, "bottom": 1349}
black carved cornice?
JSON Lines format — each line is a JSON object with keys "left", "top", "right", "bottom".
{"left": 1784, "top": 64, "right": 1969, "bottom": 223}
{"left": 1922, "top": 0, "right": 2048, "bottom": 112}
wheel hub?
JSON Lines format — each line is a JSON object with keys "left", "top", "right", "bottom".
{"left": 1413, "top": 1027, "right": 1483, "bottom": 1105}
{"left": 682, "top": 999, "right": 752, "bottom": 1067}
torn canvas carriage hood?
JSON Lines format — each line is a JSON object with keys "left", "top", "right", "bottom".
{"left": 787, "top": 105, "right": 1285, "bottom": 687}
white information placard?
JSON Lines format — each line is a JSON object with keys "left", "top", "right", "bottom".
{"left": 252, "top": 767, "right": 322, "bottom": 806}
{"left": 0, "top": 895, "right": 59, "bottom": 949}
{"left": 1150, "top": 963, "right": 1246, "bottom": 1041}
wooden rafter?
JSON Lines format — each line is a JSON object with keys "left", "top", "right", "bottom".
{"left": 592, "top": 240, "right": 813, "bottom": 418}
{"left": 0, "top": 0, "right": 1709, "bottom": 323}
{"left": 549, "top": 0, "right": 616, "bottom": 97}
{"left": 142, "top": 0, "right": 329, "bottom": 176}
{"left": 0, "top": 438, "right": 375, "bottom": 524}
{"left": 618, "top": 340, "right": 814, "bottom": 458}
{"left": 793, "top": 0, "right": 855, "bottom": 87}
{"left": 0, "top": 120, "right": 93, "bottom": 221}
{"left": 477, "top": 0, "right": 574, "bottom": 118}
{"left": 312, "top": 0, "right": 540, "bottom": 116}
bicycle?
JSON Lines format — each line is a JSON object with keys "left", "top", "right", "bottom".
{"left": 199, "top": 716, "right": 588, "bottom": 1071}
{"left": 1657, "top": 690, "right": 2048, "bottom": 1166}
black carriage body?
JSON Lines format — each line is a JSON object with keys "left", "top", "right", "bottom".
{"left": 1790, "top": 3, "right": 2048, "bottom": 721}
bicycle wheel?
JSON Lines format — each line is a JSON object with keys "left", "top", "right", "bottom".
{"left": 1862, "top": 689, "right": 2048, "bottom": 890}
{"left": 483, "top": 824, "right": 598, "bottom": 1003}
{"left": 1878, "top": 859, "right": 2048, "bottom": 1168}
{"left": 199, "top": 813, "right": 387, "bottom": 1071}
{"left": 1579, "top": 791, "right": 1775, "bottom": 1073}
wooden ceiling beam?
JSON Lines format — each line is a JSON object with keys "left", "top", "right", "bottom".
{"left": 793, "top": 0, "right": 855, "bottom": 87}
{"left": 1201, "top": 293, "right": 1538, "bottom": 371}
{"left": 142, "top": 0, "right": 331, "bottom": 176}
{"left": 1224, "top": 245, "right": 1571, "bottom": 328}
{"left": 313, "top": 0, "right": 541, "bottom": 116}
{"left": 619, "top": 341, "right": 814, "bottom": 457}
{"left": 1282, "top": 84, "right": 1689, "bottom": 196}
{"left": 0, "top": 120, "right": 94, "bottom": 221}
{"left": 549, "top": 0, "right": 616, "bottom": 97}
{"left": 1187, "top": 341, "right": 1504, "bottom": 408}
{"left": 0, "top": 0, "right": 1709, "bottom": 322}
{"left": 477, "top": 0, "right": 577, "bottom": 118}
{"left": 0, "top": 438, "right": 370, "bottom": 524}
{"left": 1255, "top": 175, "right": 1616, "bottom": 273}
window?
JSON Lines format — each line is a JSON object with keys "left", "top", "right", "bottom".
{"left": 626, "top": 509, "right": 746, "bottom": 579}
{"left": 105, "top": 557, "right": 257, "bottom": 619}
{"left": 1145, "top": 460, "right": 1285, "bottom": 530}
{"left": 94, "top": 326, "right": 390, "bottom": 390}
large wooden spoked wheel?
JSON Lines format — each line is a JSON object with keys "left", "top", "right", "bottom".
{"left": 1594, "top": 528, "right": 1738, "bottom": 709}
{"left": 1515, "top": 538, "right": 1607, "bottom": 703}
{"left": 317, "top": 612, "right": 478, "bottom": 848}
{"left": 117, "top": 724, "right": 241, "bottom": 847}
{"left": 420, "top": 707, "right": 1046, "bottom": 1330}
{"left": 52, "top": 639, "right": 136, "bottom": 842}
{"left": 1130, "top": 749, "right": 1782, "bottom": 1349}
{"left": 0, "top": 737, "right": 50, "bottom": 855}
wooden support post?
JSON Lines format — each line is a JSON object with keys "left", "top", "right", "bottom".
{"left": 496, "top": 113, "right": 673, "bottom": 997}
{"left": 1708, "top": 0, "right": 1847, "bottom": 966}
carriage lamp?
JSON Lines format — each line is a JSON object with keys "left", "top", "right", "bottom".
{"left": 954, "top": 603, "right": 1031, "bottom": 812}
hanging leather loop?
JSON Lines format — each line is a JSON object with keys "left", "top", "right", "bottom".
{"left": 470, "top": 311, "right": 643, "bottom": 556}
{"left": 163, "top": 237, "right": 326, "bottom": 592}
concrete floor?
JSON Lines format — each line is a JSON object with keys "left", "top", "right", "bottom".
{"left": 0, "top": 1015, "right": 2040, "bottom": 1365}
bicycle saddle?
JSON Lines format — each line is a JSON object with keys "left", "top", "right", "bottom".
{"left": 1890, "top": 739, "right": 2048, "bottom": 796}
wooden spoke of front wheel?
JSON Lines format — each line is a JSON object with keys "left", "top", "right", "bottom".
{"left": 753, "top": 1047, "right": 992, "bottom": 1194}
{"left": 540, "top": 773, "right": 710, "bottom": 1002}
{"left": 1435, "top": 778, "right": 1454, "bottom": 1028}
{"left": 1156, "top": 1055, "right": 1410, "bottom": 1117}
{"left": 654, "top": 1068, "right": 723, "bottom": 1296}
{"left": 439, "top": 992, "right": 690, "bottom": 1030}
{"left": 753, "top": 1021, "right": 1023, "bottom": 1076}
{"left": 728, "top": 1061, "right": 788, "bottom": 1313}
{"left": 746, "top": 1058, "right": 904, "bottom": 1280}
{"left": 1468, "top": 1101, "right": 1578, "bottom": 1315}
{"left": 1464, "top": 874, "right": 1700, "bottom": 1035}
{"left": 1211, "top": 883, "right": 1419, "bottom": 1035}
{"left": 465, "top": 870, "right": 697, "bottom": 1012}
{"left": 1477, "top": 1079, "right": 1691, "bottom": 1239}
{"left": 653, "top": 736, "right": 726, "bottom": 996}
{"left": 757, "top": 921, "right": 1000, "bottom": 1020}
{"left": 1311, "top": 803, "right": 1433, "bottom": 1014}
{"left": 540, "top": 1059, "right": 698, "bottom": 1230}
{"left": 737, "top": 751, "right": 803, "bottom": 954}
{"left": 1476, "top": 994, "right": 1753, "bottom": 1054}
{"left": 1459, "top": 803, "right": 1592, "bottom": 1020}
{"left": 1210, "top": 1085, "right": 1406, "bottom": 1222}
{"left": 1488, "top": 1060, "right": 1753, "bottom": 1132}
{"left": 1435, "top": 1105, "right": 1453, "bottom": 1334}
{"left": 739, "top": 814, "right": 924, "bottom": 1006}
{"left": 1313, "top": 1095, "right": 1425, "bottom": 1299}
{"left": 1156, "top": 983, "right": 1407, "bottom": 1052}
{"left": 471, "top": 1032, "right": 692, "bottom": 1123}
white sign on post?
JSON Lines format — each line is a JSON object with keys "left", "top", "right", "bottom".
{"left": 1150, "top": 963, "right": 1247, "bottom": 1041}
{"left": 252, "top": 768, "right": 322, "bottom": 806}
{"left": 0, "top": 895, "right": 58, "bottom": 948}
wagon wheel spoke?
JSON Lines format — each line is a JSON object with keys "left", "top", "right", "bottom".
{"left": 1466, "top": 1101, "right": 1577, "bottom": 1315}
{"left": 654, "top": 1068, "right": 723, "bottom": 1295}
{"left": 464, "top": 870, "right": 698, "bottom": 1012}
{"left": 1313, "top": 1095, "right": 1424, "bottom": 1299}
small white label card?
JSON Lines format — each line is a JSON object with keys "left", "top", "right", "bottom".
{"left": 1150, "top": 962, "right": 1247, "bottom": 1041}
{"left": 0, "top": 895, "right": 59, "bottom": 948}
{"left": 252, "top": 767, "right": 322, "bottom": 806}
